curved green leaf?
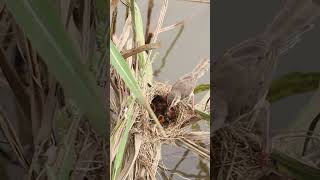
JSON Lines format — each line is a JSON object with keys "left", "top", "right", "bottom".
{"left": 268, "top": 72, "right": 320, "bottom": 103}
{"left": 110, "top": 40, "right": 166, "bottom": 135}
{"left": 195, "top": 109, "right": 210, "bottom": 121}
{"left": 131, "top": 1, "right": 153, "bottom": 81}
{"left": 194, "top": 84, "right": 210, "bottom": 94}
{"left": 112, "top": 97, "right": 135, "bottom": 180}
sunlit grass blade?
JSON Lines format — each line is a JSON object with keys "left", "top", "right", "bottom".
{"left": 133, "top": 2, "right": 145, "bottom": 48}
{"left": 195, "top": 109, "right": 210, "bottom": 121}
{"left": 194, "top": 84, "right": 210, "bottom": 94}
{"left": 112, "top": 97, "right": 135, "bottom": 180}
{"left": 110, "top": 40, "right": 166, "bottom": 135}
{"left": 6, "top": 0, "right": 107, "bottom": 136}
{"left": 110, "top": 41, "right": 144, "bottom": 102}
{"left": 130, "top": 1, "right": 153, "bottom": 82}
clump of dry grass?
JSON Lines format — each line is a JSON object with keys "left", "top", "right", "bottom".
{"left": 211, "top": 121, "right": 267, "bottom": 180}
{"left": 111, "top": 77, "right": 209, "bottom": 179}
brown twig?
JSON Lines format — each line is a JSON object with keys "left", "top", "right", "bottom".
{"left": 121, "top": 42, "right": 160, "bottom": 59}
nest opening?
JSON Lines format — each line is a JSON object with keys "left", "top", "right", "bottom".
{"left": 129, "top": 81, "right": 201, "bottom": 175}
{"left": 149, "top": 81, "right": 196, "bottom": 130}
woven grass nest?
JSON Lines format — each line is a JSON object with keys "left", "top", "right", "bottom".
{"left": 211, "top": 109, "right": 270, "bottom": 180}
{"left": 212, "top": 125, "right": 266, "bottom": 180}
{"left": 110, "top": 80, "right": 209, "bottom": 179}
{"left": 135, "top": 81, "right": 208, "bottom": 178}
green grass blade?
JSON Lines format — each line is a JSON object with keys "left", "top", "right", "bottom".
{"left": 112, "top": 97, "right": 135, "bottom": 180}
{"left": 194, "top": 84, "right": 210, "bottom": 94}
{"left": 110, "top": 40, "right": 166, "bottom": 135}
{"left": 195, "top": 109, "right": 210, "bottom": 121}
{"left": 6, "top": 0, "right": 107, "bottom": 136}
{"left": 267, "top": 72, "right": 320, "bottom": 103}
{"left": 111, "top": 41, "right": 144, "bottom": 102}
{"left": 133, "top": 2, "right": 145, "bottom": 47}
{"left": 131, "top": 1, "right": 153, "bottom": 81}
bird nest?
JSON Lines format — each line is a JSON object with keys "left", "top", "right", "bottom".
{"left": 123, "top": 81, "right": 208, "bottom": 179}
{"left": 150, "top": 81, "right": 196, "bottom": 130}
{"left": 211, "top": 121, "right": 268, "bottom": 180}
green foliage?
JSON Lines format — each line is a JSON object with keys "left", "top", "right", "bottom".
{"left": 5, "top": 0, "right": 107, "bottom": 136}
{"left": 194, "top": 84, "right": 210, "bottom": 94}
{"left": 268, "top": 72, "right": 320, "bottom": 103}
{"left": 112, "top": 97, "right": 136, "bottom": 180}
